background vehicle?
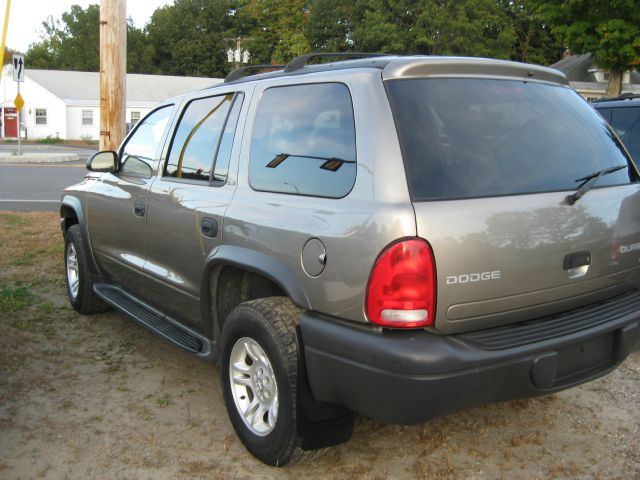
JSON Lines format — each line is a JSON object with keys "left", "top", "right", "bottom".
{"left": 594, "top": 94, "right": 640, "bottom": 162}
{"left": 61, "top": 54, "right": 640, "bottom": 466}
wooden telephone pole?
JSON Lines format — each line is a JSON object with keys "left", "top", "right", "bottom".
{"left": 99, "top": 0, "right": 126, "bottom": 151}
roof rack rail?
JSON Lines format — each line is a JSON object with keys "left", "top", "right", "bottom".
{"left": 225, "top": 64, "right": 285, "bottom": 83}
{"left": 284, "top": 52, "right": 387, "bottom": 73}
{"left": 593, "top": 93, "right": 640, "bottom": 103}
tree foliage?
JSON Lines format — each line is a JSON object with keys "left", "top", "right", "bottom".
{"left": 146, "top": 0, "right": 236, "bottom": 77}
{"left": 25, "top": 4, "right": 162, "bottom": 74}
{"left": 352, "top": 0, "right": 515, "bottom": 58}
{"left": 535, "top": 0, "right": 640, "bottom": 94}
{"left": 26, "top": 5, "right": 100, "bottom": 71}
{"left": 21, "top": 0, "right": 633, "bottom": 81}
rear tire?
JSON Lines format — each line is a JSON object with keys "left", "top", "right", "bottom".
{"left": 64, "top": 225, "right": 108, "bottom": 314}
{"left": 219, "top": 297, "right": 317, "bottom": 466}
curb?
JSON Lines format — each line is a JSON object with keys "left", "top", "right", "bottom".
{"left": 0, "top": 153, "right": 80, "bottom": 164}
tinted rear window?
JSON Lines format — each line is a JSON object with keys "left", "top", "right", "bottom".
{"left": 387, "top": 79, "right": 637, "bottom": 201}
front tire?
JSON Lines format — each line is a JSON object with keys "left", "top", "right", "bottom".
{"left": 219, "top": 297, "right": 310, "bottom": 466}
{"left": 64, "top": 225, "right": 108, "bottom": 314}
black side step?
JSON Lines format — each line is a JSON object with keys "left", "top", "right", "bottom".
{"left": 94, "top": 283, "right": 214, "bottom": 360}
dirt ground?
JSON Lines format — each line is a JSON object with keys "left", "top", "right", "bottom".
{"left": 1, "top": 212, "right": 639, "bottom": 480}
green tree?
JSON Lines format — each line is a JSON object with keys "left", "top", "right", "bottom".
{"left": 536, "top": 0, "right": 640, "bottom": 96}
{"left": 127, "top": 22, "right": 156, "bottom": 74}
{"left": 25, "top": 4, "right": 160, "bottom": 74}
{"left": 499, "top": 0, "right": 562, "bottom": 64}
{"left": 146, "top": 0, "right": 237, "bottom": 77}
{"left": 244, "top": 0, "right": 311, "bottom": 64}
{"left": 26, "top": 5, "right": 100, "bottom": 71}
{"left": 351, "top": 0, "right": 514, "bottom": 58}
{"left": 306, "top": 0, "right": 354, "bottom": 52}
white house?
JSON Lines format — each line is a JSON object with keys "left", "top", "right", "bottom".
{"left": 0, "top": 66, "right": 221, "bottom": 140}
{"left": 550, "top": 53, "right": 640, "bottom": 102}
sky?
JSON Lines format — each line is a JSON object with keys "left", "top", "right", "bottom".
{"left": 2, "top": 0, "right": 174, "bottom": 53}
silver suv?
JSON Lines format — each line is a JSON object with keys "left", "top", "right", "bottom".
{"left": 61, "top": 54, "right": 640, "bottom": 466}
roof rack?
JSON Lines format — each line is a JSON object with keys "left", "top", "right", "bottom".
{"left": 593, "top": 93, "right": 640, "bottom": 103}
{"left": 224, "top": 64, "right": 285, "bottom": 83}
{"left": 284, "top": 52, "right": 387, "bottom": 73}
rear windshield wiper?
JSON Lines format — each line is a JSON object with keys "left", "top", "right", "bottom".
{"left": 565, "top": 164, "right": 627, "bottom": 205}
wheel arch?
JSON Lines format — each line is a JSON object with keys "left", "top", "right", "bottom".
{"left": 200, "top": 245, "right": 311, "bottom": 348}
{"left": 60, "top": 195, "right": 100, "bottom": 274}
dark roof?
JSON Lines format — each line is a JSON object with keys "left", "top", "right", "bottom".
{"left": 550, "top": 53, "right": 595, "bottom": 82}
{"left": 592, "top": 94, "right": 640, "bottom": 107}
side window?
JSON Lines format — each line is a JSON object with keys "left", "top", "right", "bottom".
{"left": 610, "top": 107, "right": 640, "bottom": 139}
{"left": 165, "top": 94, "right": 233, "bottom": 182}
{"left": 610, "top": 107, "right": 640, "bottom": 161}
{"left": 249, "top": 83, "right": 356, "bottom": 198}
{"left": 121, "top": 105, "right": 172, "bottom": 176}
{"left": 596, "top": 107, "right": 611, "bottom": 123}
{"left": 212, "top": 93, "right": 244, "bottom": 183}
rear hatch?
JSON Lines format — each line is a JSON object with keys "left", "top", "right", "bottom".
{"left": 384, "top": 61, "right": 640, "bottom": 334}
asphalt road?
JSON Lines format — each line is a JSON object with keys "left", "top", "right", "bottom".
{"left": 0, "top": 160, "right": 87, "bottom": 212}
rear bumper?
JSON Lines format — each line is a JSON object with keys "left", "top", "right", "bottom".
{"left": 300, "top": 292, "right": 640, "bottom": 424}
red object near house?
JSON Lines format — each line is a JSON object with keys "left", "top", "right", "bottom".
{"left": 4, "top": 107, "right": 18, "bottom": 138}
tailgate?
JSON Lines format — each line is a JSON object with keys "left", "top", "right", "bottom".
{"left": 385, "top": 73, "right": 640, "bottom": 334}
{"left": 415, "top": 187, "right": 640, "bottom": 334}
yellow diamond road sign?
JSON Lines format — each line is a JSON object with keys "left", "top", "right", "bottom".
{"left": 14, "top": 93, "right": 24, "bottom": 112}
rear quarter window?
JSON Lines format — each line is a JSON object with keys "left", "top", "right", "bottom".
{"left": 249, "top": 83, "right": 356, "bottom": 198}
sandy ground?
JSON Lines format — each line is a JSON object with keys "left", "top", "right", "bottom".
{"left": 1, "top": 212, "right": 639, "bottom": 479}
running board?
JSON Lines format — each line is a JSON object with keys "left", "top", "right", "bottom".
{"left": 94, "top": 283, "right": 214, "bottom": 360}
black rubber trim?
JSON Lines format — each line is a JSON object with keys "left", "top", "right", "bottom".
{"left": 299, "top": 293, "right": 640, "bottom": 424}
{"left": 457, "top": 291, "right": 640, "bottom": 350}
{"left": 94, "top": 283, "right": 213, "bottom": 359}
{"left": 60, "top": 195, "right": 100, "bottom": 275}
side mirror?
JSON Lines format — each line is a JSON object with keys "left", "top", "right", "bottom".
{"left": 87, "top": 151, "right": 118, "bottom": 172}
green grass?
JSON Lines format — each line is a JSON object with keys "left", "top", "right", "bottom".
{"left": 0, "top": 285, "right": 33, "bottom": 313}
{"left": 156, "top": 395, "right": 172, "bottom": 408}
{"left": 4, "top": 213, "right": 28, "bottom": 227}
{"left": 12, "top": 245, "right": 62, "bottom": 267}
{"left": 35, "top": 135, "right": 65, "bottom": 145}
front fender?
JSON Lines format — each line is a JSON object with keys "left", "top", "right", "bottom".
{"left": 60, "top": 194, "right": 100, "bottom": 275}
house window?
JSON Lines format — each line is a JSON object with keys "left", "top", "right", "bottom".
{"left": 82, "top": 110, "right": 93, "bottom": 126}
{"left": 35, "top": 109, "right": 47, "bottom": 125}
{"left": 130, "top": 111, "right": 141, "bottom": 125}
{"left": 603, "top": 72, "right": 610, "bottom": 81}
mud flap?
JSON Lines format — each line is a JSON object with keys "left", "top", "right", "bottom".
{"left": 296, "top": 328, "right": 354, "bottom": 450}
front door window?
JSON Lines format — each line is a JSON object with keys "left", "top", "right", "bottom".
{"left": 120, "top": 106, "right": 172, "bottom": 176}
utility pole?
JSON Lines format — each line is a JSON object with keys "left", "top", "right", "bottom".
{"left": 226, "top": 37, "right": 250, "bottom": 70}
{"left": 99, "top": 0, "right": 126, "bottom": 151}
{"left": 0, "top": 0, "right": 11, "bottom": 78}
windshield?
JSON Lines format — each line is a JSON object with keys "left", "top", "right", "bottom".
{"left": 386, "top": 78, "right": 638, "bottom": 201}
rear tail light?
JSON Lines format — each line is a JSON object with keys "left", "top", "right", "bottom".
{"left": 366, "top": 238, "right": 436, "bottom": 328}
{"left": 612, "top": 239, "right": 621, "bottom": 261}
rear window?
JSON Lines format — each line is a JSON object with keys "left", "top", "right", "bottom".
{"left": 387, "top": 79, "right": 638, "bottom": 201}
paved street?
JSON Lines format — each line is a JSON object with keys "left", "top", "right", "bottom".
{"left": 0, "top": 158, "right": 87, "bottom": 212}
